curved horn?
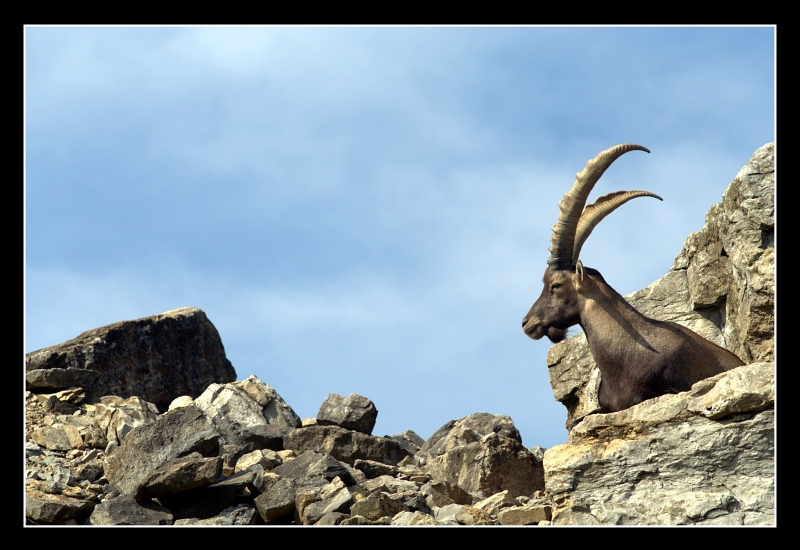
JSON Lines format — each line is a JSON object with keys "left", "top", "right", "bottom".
{"left": 572, "top": 190, "right": 663, "bottom": 263}
{"left": 548, "top": 143, "right": 650, "bottom": 270}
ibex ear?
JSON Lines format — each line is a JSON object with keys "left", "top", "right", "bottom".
{"left": 574, "top": 260, "right": 586, "bottom": 292}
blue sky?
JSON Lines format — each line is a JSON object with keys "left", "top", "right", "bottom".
{"left": 24, "top": 26, "right": 774, "bottom": 449}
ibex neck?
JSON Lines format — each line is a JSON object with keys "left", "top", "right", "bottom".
{"left": 578, "top": 279, "right": 654, "bottom": 362}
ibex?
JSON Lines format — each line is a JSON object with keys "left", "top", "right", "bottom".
{"left": 522, "top": 144, "right": 744, "bottom": 414}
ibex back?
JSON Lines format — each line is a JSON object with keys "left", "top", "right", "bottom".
{"left": 522, "top": 144, "right": 744, "bottom": 414}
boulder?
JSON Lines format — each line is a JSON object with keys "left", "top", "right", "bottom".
{"left": 87, "top": 494, "right": 173, "bottom": 525}
{"left": 25, "top": 308, "right": 236, "bottom": 411}
{"left": 103, "top": 405, "right": 219, "bottom": 495}
{"left": 419, "top": 413, "right": 522, "bottom": 458}
{"left": 544, "top": 363, "right": 774, "bottom": 525}
{"left": 193, "top": 376, "right": 300, "bottom": 451}
{"left": 424, "top": 432, "right": 544, "bottom": 499}
{"left": 316, "top": 393, "right": 378, "bottom": 435}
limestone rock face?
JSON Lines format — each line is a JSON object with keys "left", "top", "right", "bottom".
{"left": 548, "top": 143, "right": 775, "bottom": 428}
{"left": 544, "top": 362, "right": 774, "bottom": 525}
{"left": 25, "top": 308, "right": 236, "bottom": 412}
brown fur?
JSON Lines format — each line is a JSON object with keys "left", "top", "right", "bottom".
{"left": 523, "top": 264, "right": 744, "bottom": 413}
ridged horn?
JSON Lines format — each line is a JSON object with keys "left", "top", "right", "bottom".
{"left": 572, "top": 190, "right": 663, "bottom": 263}
{"left": 547, "top": 144, "right": 650, "bottom": 270}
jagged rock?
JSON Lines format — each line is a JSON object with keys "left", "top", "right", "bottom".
{"left": 340, "top": 514, "right": 391, "bottom": 525}
{"left": 316, "top": 393, "right": 378, "bottom": 435}
{"left": 497, "top": 500, "right": 552, "bottom": 525}
{"left": 160, "top": 469, "right": 256, "bottom": 520}
{"left": 420, "top": 479, "right": 472, "bottom": 508}
{"left": 93, "top": 395, "right": 160, "bottom": 446}
{"left": 31, "top": 424, "right": 84, "bottom": 451}
{"left": 391, "top": 510, "right": 436, "bottom": 525}
{"left": 235, "top": 449, "right": 283, "bottom": 473}
{"left": 103, "top": 405, "right": 220, "bottom": 495}
{"left": 26, "top": 487, "right": 95, "bottom": 524}
{"left": 133, "top": 452, "right": 222, "bottom": 500}
{"left": 425, "top": 432, "right": 544, "bottom": 498}
{"left": 419, "top": 413, "right": 523, "bottom": 458}
{"left": 473, "top": 490, "right": 518, "bottom": 515}
{"left": 193, "top": 376, "right": 300, "bottom": 453}
{"left": 388, "top": 430, "right": 425, "bottom": 455}
{"left": 233, "top": 375, "right": 303, "bottom": 428}
{"left": 548, "top": 143, "right": 775, "bottom": 429}
{"left": 26, "top": 368, "right": 99, "bottom": 392}
{"left": 353, "top": 459, "right": 400, "bottom": 479}
{"left": 254, "top": 475, "right": 329, "bottom": 524}
{"left": 283, "top": 425, "right": 411, "bottom": 466}
{"left": 349, "top": 491, "right": 410, "bottom": 521}
{"left": 425, "top": 502, "right": 496, "bottom": 525}
{"left": 271, "top": 450, "right": 357, "bottom": 485}
{"left": 316, "top": 512, "right": 350, "bottom": 525}
{"left": 25, "top": 308, "right": 236, "bottom": 411}
{"left": 296, "top": 477, "right": 354, "bottom": 525}
{"left": 87, "top": 494, "right": 173, "bottom": 525}
{"left": 544, "top": 362, "right": 774, "bottom": 525}
{"left": 173, "top": 504, "right": 259, "bottom": 525}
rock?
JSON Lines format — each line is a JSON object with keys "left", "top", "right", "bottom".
{"left": 254, "top": 476, "right": 329, "bottom": 524}
{"left": 316, "top": 512, "right": 350, "bottom": 525}
{"left": 391, "top": 510, "right": 436, "bottom": 525}
{"left": 425, "top": 432, "right": 544, "bottom": 498}
{"left": 87, "top": 494, "right": 173, "bottom": 525}
{"left": 193, "top": 376, "right": 300, "bottom": 451}
{"left": 296, "top": 477, "right": 353, "bottom": 525}
{"left": 25, "top": 308, "right": 236, "bottom": 411}
{"left": 133, "top": 452, "right": 222, "bottom": 500}
{"left": 419, "top": 413, "right": 523, "bottom": 458}
{"left": 161, "top": 469, "right": 256, "bottom": 520}
{"left": 103, "top": 405, "right": 220, "bottom": 495}
{"left": 30, "top": 424, "right": 84, "bottom": 451}
{"left": 93, "top": 395, "right": 160, "bottom": 446}
{"left": 26, "top": 368, "right": 99, "bottom": 393}
{"left": 549, "top": 143, "right": 774, "bottom": 429}
{"left": 26, "top": 487, "right": 95, "bottom": 524}
{"left": 388, "top": 430, "right": 425, "bottom": 455}
{"left": 353, "top": 459, "right": 400, "bottom": 479}
{"left": 316, "top": 393, "right": 378, "bottom": 435}
{"left": 420, "top": 479, "right": 472, "bottom": 509}
{"left": 473, "top": 490, "right": 518, "bottom": 515}
{"left": 497, "top": 500, "right": 552, "bottom": 525}
{"left": 544, "top": 363, "right": 774, "bottom": 525}
{"left": 349, "top": 491, "right": 410, "bottom": 521}
{"left": 272, "top": 450, "right": 355, "bottom": 484}
{"left": 234, "top": 376, "right": 302, "bottom": 428}
{"left": 173, "top": 504, "right": 259, "bottom": 525}
{"left": 235, "top": 449, "right": 282, "bottom": 473}
{"left": 283, "top": 425, "right": 411, "bottom": 466}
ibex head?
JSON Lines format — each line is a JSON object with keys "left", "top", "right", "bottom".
{"left": 522, "top": 144, "right": 661, "bottom": 342}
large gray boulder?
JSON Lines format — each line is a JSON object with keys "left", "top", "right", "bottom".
{"left": 103, "top": 405, "right": 220, "bottom": 495}
{"left": 25, "top": 308, "right": 237, "bottom": 412}
{"left": 544, "top": 362, "right": 774, "bottom": 525}
{"left": 316, "top": 393, "right": 378, "bottom": 435}
{"left": 548, "top": 143, "right": 775, "bottom": 428}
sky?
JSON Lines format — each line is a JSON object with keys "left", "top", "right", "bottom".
{"left": 24, "top": 26, "right": 775, "bottom": 450}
